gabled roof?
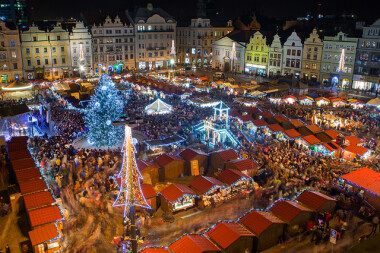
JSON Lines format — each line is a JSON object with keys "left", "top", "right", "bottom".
{"left": 140, "top": 249, "right": 171, "bottom": 253}
{"left": 211, "top": 149, "right": 239, "bottom": 161}
{"left": 8, "top": 150, "right": 32, "bottom": 161}
{"left": 267, "top": 124, "right": 284, "bottom": 133}
{"left": 269, "top": 200, "right": 312, "bottom": 223}
{"left": 169, "top": 234, "right": 220, "bottom": 253}
{"left": 298, "top": 96, "right": 314, "bottom": 101}
{"left": 28, "top": 224, "right": 60, "bottom": 246}
{"left": 23, "top": 191, "right": 55, "bottom": 210}
{"left": 190, "top": 176, "right": 225, "bottom": 195}
{"left": 321, "top": 142, "right": 341, "bottom": 153}
{"left": 345, "top": 136, "right": 362, "bottom": 145}
{"left": 282, "top": 95, "right": 297, "bottom": 100}
{"left": 341, "top": 167, "right": 380, "bottom": 197}
{"left": 301, "top": 135, "right": 321, "bottom": 146}
{"left": 141, "top": 184, "right": 157, "bottom": 199}
{"left": 324, "top": 130, "right": 340, "bottom": 139}
{"left": 19, "top": 178, "right": 47, "bottom": 195}
{"left": 274, "top": 115, "right": 288, "bottom": 123}
{"left": 344, "top": 144, "right": 368, "bottom": 156}
{"left": 239, "top": 210, "right": 285, "bottom": 236}
{"left": 238, "top": 115, "right": 254, "bottom": 123}
{"left": 259, "top": 110, "right": 274, "bottom": 118}
{"left": 314, "top": 132, "right": 333, "bottom": 143}
{"left": 297, "top": 126, "right": 313, "bottom": 136}
{"left": 305, "top": 124, "right": 323, "bottom": 134}
{"left": 228, "top": 158, "right": 260, "bottom": 172}
{"left": 180, "top": 148, "right": 208, "bottom": 161}
{"left": 281, "top": 120, "right": 295, "bottom": 130}
{"left": 28, "top": 206, "right": 63, "bottom": 228}
{"left": 290, "top": 119, "right": 305, "bottom": 128}
{"left": 330, "top": 98, "right": 347, "bottom": 103}
{"left": 159, "top": 183, "right": 196, "bottom": 203}
{"left": 296, "top": 190, "right": 336, "bottom": 211}
{"left": 11, "top": 158, "right": 36, "bottom": 171}
{"left": 251, "top": 119, "right": 268, "bottom": 128}
{"left": 154, "top": 154, "right": 184, "bottom": 167}
{"left": 15, "top": 168, "right": 41, "bottom": 182}
{"left": 284, "top": 129, "right": 301, "bottom": 139}
{"left": 315, "top": 97, "right": 330, "bottom": 102}
{"left": 137, "top": 159, "right": 159, "bottom": 171}
{"left": 206, "top": 222, "right": 254, "bottom": 249}
{"left": 217, "top": 169, "right": 251, "bottom": 186}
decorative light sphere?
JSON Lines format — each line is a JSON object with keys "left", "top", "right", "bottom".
{"left": 95, "top": 102, "right": 100, "bottom": 107}
{"left": 101, "top": 85, "right": 107, "bottom": 91}
{"left": 106, "top": 120, "right": 112, "bottom": 125}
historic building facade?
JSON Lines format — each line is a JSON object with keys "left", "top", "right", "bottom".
{"left": 128, "top": 4, "right": 176, "bottom": 70}
{"left": 353, "top": 18, "right": 380, "bottom": 91}
{"left": 21, "top": 25, "right": 71, "bottom": 80}
{"left": 0, "top": 21, "right": 23, "bottom": 83}
{"left": 69, "top": 21, "right": 93, "bottom": 76}
{"left": 267, "top": 34, "right": 282, "bottom": 77}
{"left": 244, "top": 31, "right": 269, "bottom": 75}
{"left": 320, "top": 31, "right": 358, "bottom": 88}
{"left": 91, "top": 15, "right": 135, "bottom": 73}
{"left": 301, "top": 28, "right": 323, "bottom": 82}
{"left": 282, "top": 31, "right": 303, "bottom": 76}
{"left": 176, "top": 18, "right": 232, "bottom": 66}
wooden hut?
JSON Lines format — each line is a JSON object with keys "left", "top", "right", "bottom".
{"left": 29, "top": 224, "right": 61, "bottom": 253}
{"left": 208, "top": 149, "right": 239, "bottom": 176}
{"left": 137, "top": 159, "right": 160, "bottom": 185}
{"left": 206, "top": 222, "right": 255, "bottom": 253}
{"left": 190, "top": 176, "right": 226, "bottom": 208}
{"left": 296, "top": 190, "right": 336, "bottom": 213}
{"left": 169, "top": 234, "right": 221, "bottom": 253}
{"left": 239, "top": 210, "right": 286, "bottom": 252}
{"left": 141, "top": 184, "right": 158, "bottom": 211}
{"left": 154, "top": 154, "right": 185, "bottom": 181}
{"left": 179, "top": 148, "right": 208, "bottom": 176}
{"left": 159, "top": 183, "right": 197, "bottom": 213}
{"left": 225, "top": 158, "right": 260, "bottom": 178}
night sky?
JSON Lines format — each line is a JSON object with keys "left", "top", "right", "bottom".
{"left": 29, "top": 0, "right": 378, "bottom": 21}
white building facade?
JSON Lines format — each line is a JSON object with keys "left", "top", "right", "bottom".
{"left": 69, "top": 21, "right": 93, "bottom": 76}
{"left": 129, "top": 4, "right": 176, "bottom": 70}
{"left": 91, "top": 15, "right": 135, "bottom": 73}
{"left": 282, "top": 31, "right": 303, "bottom": 76}
{"left": 267, "top": 34, "right": 282, "bottom": 77}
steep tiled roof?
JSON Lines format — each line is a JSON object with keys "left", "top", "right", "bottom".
{"left": 238, "top": 115, "right": 254, "bottom": 123}
{"left": 212, "top": 149, "right": 239, "bottom": 161}
{"left": 239, "top": 210, "right": 285, "bottom": 236}
{"left": 28, "top": 224, "right": 60, "bottom": 246}
{"left": 217, "top": 169, "right": 251, "bottom": 186}
{"left": 296, "top": 190, "right": 336, "bottom": 211}
{"left": 169, "top": 235, "right": 220, "bottom": 253}
{"left": 321, "top": 142, "right": 341, "bottom": 153}
{"left": 8, "top": 150, "right": 32, "bottom": 161}
{"left": 206, "top": 222, "right": 254, "bottom": 249}
{"left": 23, "top": 191, "right": 55, "bottom": 210}
{"left": 28, "top": 206, "right": 62, "bottom": 228}
{"left": 19, "top": 178, "right": 47, "bottom": 195}
{"left": 159, "top": 183, "right": 196, "bottom": 203}
{"left": 269, "top": 200, "right": 312, "bottom": 223}
{"left": 179, "top": 149, "right": 207, "bottom": 161}
{"left": 260, "top": 110, "right": 274, "bottom": 118}
{"left": 154, "top": 154, "right": 184, "bottom": 167}
{"left": 190, "top": 176, "right": 225, "bottom": 195}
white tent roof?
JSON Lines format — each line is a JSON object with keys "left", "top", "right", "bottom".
{"left": 366, "top": 98, "right": 380, "bottom": 106}
{"left": 145, "top": 98, "right": 172, "bottom": 115}
{"left": 53, "top": 82, "right": 70, "bottom": 91}
{"left": 249, "top": 90, "right": 265, "bottom": 97}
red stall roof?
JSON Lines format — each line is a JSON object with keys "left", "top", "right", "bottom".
{"left": 274, "top": 115, "right": 288, "bottom": 123}
{"left": 324, "top": 130, "right": 340, "bottom": 139}
{"left": 344, "top": 144, "right": 368, "bottom": 156}
{"left": 28, "top": 206, "right": 62, "bottom": 228}
{"left": 267, "top": 124, "right": 284, "bottom": 133}
{"left": 228, "top": 158, "right": 260, "bottom": 172}
{"left": 154, "top": 154, "right": 184, "bottom": 167}
{"left": 15, "top": 168, "right": 41, "bottom": 182}
{"left": 301, "top": 135, "right": 321, "bottom": 146}
{"left": 179, "top": 148, "right": 207, "bottom": 161}
{"left": 252, "top": 119, "right": 268, "bottom": 128}
{"left": 290, "top": 119, "right": 305, "bottom": 128}
{"left": 284, "top": 129, "right": 302, "bottom": 139}
{"left": 159, "top": 183, "right": 196, "bottom": 203}
{"left": 217, "top": 169, "right": 251, "bottom": 186}
{"left": 11, "top": 158, "right": 36, "bottom": 171}
{"left": 28, "top": 223, "right": 60, "bottom": 246}
{"left": 23, "top": 191, "right": 55, "bottom": 210}
{"left": 8, "top": 150, "right": 32, "bottom": 161}
{"left": 260, "top": 110, "right": 274, "bottom": 118}
{"left": 19, "top": 178, "right": 47, "bottom": 195}
{"left": 190, "top": 176, "right": 225, "bottom": 195}
{"left": 296, "top": 190, "right": 336, "bottom": 211}
{"left": 341, "top": 167, "right": 380, "bottom": 197}
{"left": 305, "top": 124, "right": 323, "bottom": 134}
{"left": 141, "top": 184, "right": 157, "bottom": 199}
{"left": 321, "top": 142, "right": 341, "bottom": 153}
{"left": 140, "top": 249, "right": 171, "bottom": 253}
{"left": 269, "top": 200, "right": 313, "bottom": 223}
{"left": 206, "top": 222, "right": 254, "bottom": 249}
{"left": 345, "top": 136, "right": 362, "bottom": 145}
{"left": 211, "top": 149, "right": 239, "bottom": 161}
{"left": 239, "top": 210, "right": 285, "bottom": 236}
{"left": 137, "top": 159, "right": 159, "bottom": 171}
{"left": 9, "top": 136, "right": 28, "bottom": 143}
{"left": 169, "top": 235, "right": 220, "bottom": 253}
{"left": 7, "top": 142, "right": 28, "bottom": 153}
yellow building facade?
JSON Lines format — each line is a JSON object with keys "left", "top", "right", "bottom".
{"left": 301, "top": 28, "right": 323, "bottom": 82}
{"left": 245, "top": 31, "right": 269, "bottom": 75}
{"left": 21, "top": 25, "right": 71, "bottom": 80}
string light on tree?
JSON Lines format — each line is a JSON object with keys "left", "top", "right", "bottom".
{"left": 85, "top": 75, "right": 124, "bottom": 147}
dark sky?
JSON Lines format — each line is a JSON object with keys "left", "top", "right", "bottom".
{"left": 29, "top": 0, "right": 379, "bottom": 22}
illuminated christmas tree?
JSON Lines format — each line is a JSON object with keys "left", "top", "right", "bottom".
{"left": 85, "top": 75, "right": 124, "bottom": 147}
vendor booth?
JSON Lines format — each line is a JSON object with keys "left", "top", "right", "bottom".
{"left": 282, "top": 95, "right": 297, "bottom": 104}
{"left": 190, "top": 176, "right": 226, "bottom": 208}
{"left": 159, "top": 183, "right": 197, "bottom": 213}
{"left": 330, "top": 98, "right": 347, "bottom": 108}
{"left": 217, "top": 169, "right": 253, "bottom": 199}
{"left": 296, "top": 190, "right": 336, "bottom": 213}
{"left": 298, "top": 96, "right": 314, "bottom": 105}
{"left": 315, "top": 97, "right": 330, "bottom": 106}
{"left": 145, "top": 98, "right": 172, "bottom": 115}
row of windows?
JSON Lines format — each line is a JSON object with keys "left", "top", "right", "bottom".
{"left": 93, "top": 29, "right": 133, "bottom": 35}
{"left": 304, "top": 63, "right": 317, "bottom": 69}
{"left": 0, "top": 63, "right": 18, "bottom": 70}
{"left": 306, "top": 54, "right": 318, "bottom": 60}
{"left": 360, "top": 41, "right": 380, "bottom": 49}
{"left": 323, "top": 54, "right": 354, "bottom": 62}
{"left": 94, "top": 54, "right": 134, "bottom": 62}
{"left": 26, "top": 57, "right": 66, "bottom": 66}
{"left": 269, "top": 60, "right": 281, "bottom": 67}
{"left": 93, "top": 38, "right": 134, "bottom": 44}
{"left": 358, "top": 53, "right": 380, "bottom": 62}
{"left": 286, "top": 49, "right": 302, "bottom": 56}
{"left": 25, "top": 46, "right": 66, "bottom": 54}
{"left": 137, "top": 25, "right": 174, "bottom": 31}
{"left": 323, "top": 44, "right": 355, "bottom": 51}
{"left": 322, "top": 65, "right": 352, "bottom": 73}
{"left": 137, "top": 34, "right": 173, "bottom": 40}
{"left": 178, "top": 38, "right": 214, "bottom": 46}
{"left": 285, "top": 59, "right": 301, "bottom": 68}
{"left": 177, "top": 30, "right": 228, "bottom": 38}
{"left": 269, "top": 53, "right": 281, "bottom": 59}
{"left": 31, "top": 35, "right": 64, "bottom": 42}
{"left": 246, "top": 55, "right": 267, "bottom": 63}
{"left": 94, "top": 45, "right": 134, "bottom": 53}
{"left": 0, "top": 41, "right": 15, "bottom": 47}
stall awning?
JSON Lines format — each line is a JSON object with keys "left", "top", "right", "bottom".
{"left": 11, "top": 158, "right": 36, "bottom": 171}
{"left": 28, "top": 205, "right": 63, "bottom": 228}
{"left": 28, "top": 223, "right": 60, "bottom": 246}
{"left": 19, "top": 178, "right": 47, "bottom": 195}
{"left": 23, "top": 191, "right": 55, "bottom": 210}
{"left": 15, "top": 168, "right": 41, "bottom": 182}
